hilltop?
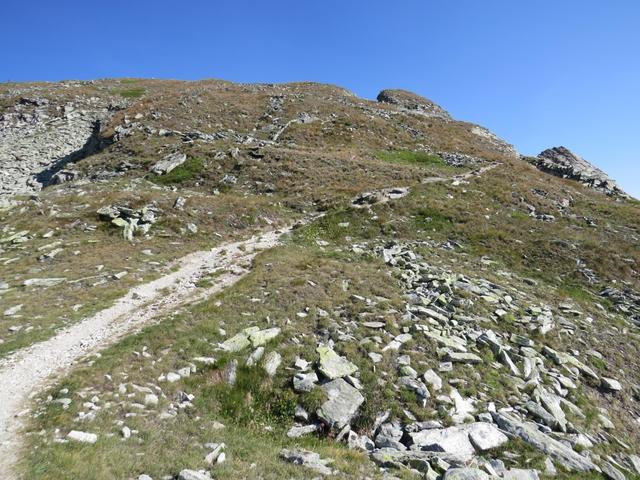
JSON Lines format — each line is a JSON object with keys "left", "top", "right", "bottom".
{"left": 0, "top": 79, "right": 639, "bottom": 480}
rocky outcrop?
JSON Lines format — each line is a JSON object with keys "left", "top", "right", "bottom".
{"left": 377, "top": 89, "right": 452, "bottom": 119}
{"left": 528, "top": 146, "right": 626, "bottom": 196}
{"left": 0, "top": 98, "right": 115, "bottom": 201}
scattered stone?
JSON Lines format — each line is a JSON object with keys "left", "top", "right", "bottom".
{"left": 67, "top": 430, "right": 98, "bottom": 444}
{"left": 280, "top": 448, "right": 334, "bottom": 475}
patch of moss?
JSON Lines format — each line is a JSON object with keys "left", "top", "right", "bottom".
{"left": 149, "top": 157, "right": 204, "bottom": 185}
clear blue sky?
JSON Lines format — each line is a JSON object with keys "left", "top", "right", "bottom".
{"left": 2, "top": 0, "right": 639, "bottom": 197}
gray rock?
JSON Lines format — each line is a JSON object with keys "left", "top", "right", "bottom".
{"left": 317, "top": 378, "right": 364, "bottom": 429}
{"left": 151, "top": 152, "right": 187, "bottom": 175}
{"left": 492, "top": 412, "right": 596, "bottom": 472}
{"left": 502, "top": 469, "right": 540, "bottom": 480}
{"left": 287, "top": 423, "right": 320, "bottom": 438}
{"left": 262, "top": 351, "right": 282, "bottom": 377}
{"left": 371, "top": 448, "right": 468, "bottom": 470}
{"left": 530, "top": 147, "right": 626, "bottom": 196}
{"left": 601, "top": 462, "right": 626, "bottom": 480}
{"left": 317, "top": 346, "right": 358, "bottom": 379}
{"left": 409, "top": 423, "right": 507, "bottom": 461}
{"left": 377, "top": 89, "right": 452, "bottom": 119}
{"left": 177, "top": 470, "right": 212, "bottom": 480}
{"left": 67, "top": 430, "right": 98, "bottom": 444}
{"left": 423, "top": 369, "right": 443, "bottom": 391}
{"left": 601, "top": 377, "right": 623, "bottom": 392}
{"left": 347, "top": 431, "right": 375, "bottom": 451}
{"left": 445, "top": 352, "right": 483, "bottom": 364}
{"left": 442, "top": 468, "right": 490, "bottom": 480}
{"left": 293, "top": 371, "right": 319, "bottom": 393}
{"left": 376, "top": 421, "right": 406, "bottom": 450}
{"left": 280, "top": 448, "right": 333, "bottom": 475}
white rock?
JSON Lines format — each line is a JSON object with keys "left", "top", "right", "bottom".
{"left": 67, "top": 430, "right": 98, "bottom": 444}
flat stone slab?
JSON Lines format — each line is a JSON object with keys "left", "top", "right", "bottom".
{"left": 317, "top": 346, "right": 358, "bottom": 379}
{"left": 317, "top": 378, "right": 364, "bottom": 429}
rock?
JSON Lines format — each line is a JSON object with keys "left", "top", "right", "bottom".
{"left": 628, "top": 454, "right": 640, "bottom": 474}
{"left": 3, "top": 304, "right": 22, "bottom": 316}
{"left": 529, "top": 147, "right": 626, "bottom": 196}
{"left": 67, "top": 430, "right": 98, "bottom": 444}
{"left": 293, "top": 371, "right": 319, "bottom": 393}
{"left": 151, "top": 152, "right": 187, "bottom": 175}
{"left": 317, "top": 346, "right": 358, "bottom": 379}
{"left": 280, "top": 448, "right": 333, "bottom": 475}
{"left": 538, "top": 390, "right": 567, "bottom": 432}
{"left": 492, "top": 412, "right": 596, "bottom": 472}
{"left": 287, "top": 423, "right": 320, "bottom": 438}
{"left": 601, "top": 462, "right": 626, "bottom": 480}
{"left": 204, "top": 443, "right": 225, "bottom": 465}
{"left": 375, "top": 421, "right": 405, "bottom": 450}
{"left": 409, "top": 423, "right": 507, "bottom": 461}
{"left": 347, "top": 431, "right": 375, "bottom": 451}
{"left": 220, "top": 327, "right": 259, "bottom": 352}
{"left": 445, "top": 352, "right": 482, "bottom": 364}
{"left": 246, "top": 347, "right": 264, "bottom": 367}
{"left": 377, "top": 89, "right": 451, "bottom": 119}
{"left": 601, "top": 377, "right": 623, "bottom": 392}
{"left": 262, "top": 351, "right": 282, "bottom": 376}
{"left": 317, "top": 378, "right": 364, "bottom": 429}
{"left": 423, "top": 369, "right": 443, "bottom": 391}
{"left": 177, "top": 470, "right": 212, "bottom": 480}
{"left": 144, "top": 394, "right": 159, "bottom": 407}
{"left": 442, "top": 468, "right": 490, "bottom": 480}
{"left": 23, "top": 277, "right": 65, "bottom": 287}
{"left": 502, "top": 469, "right": 540, "bottom": 480}
{"left": 248, "top": 327, "right": 281, "bottom": 347}
{"left": 372, "top": 448, "right": 468, "bottom": 471}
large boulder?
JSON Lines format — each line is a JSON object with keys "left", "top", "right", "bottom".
{"left": 317, "top": 378, "right": 364, "bottom": 429}
{"left": 408, "top": 423, "right": 508, "bottom": 461}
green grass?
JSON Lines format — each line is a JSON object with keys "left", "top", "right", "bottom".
{"left": 149, "top": 157, "right": 204, "bottom": 185}
{"left": 377, "top": 149, "right": 446, "bottom": 167}
{"left": 117, "top": 87, "right": 145, "bottom": 98}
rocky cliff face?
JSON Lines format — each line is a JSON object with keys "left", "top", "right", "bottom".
{"left": 529, "top": 146, "right": 626, "bottom": 197}
{"left": 0, "top": 95, "right": 116, "bottom": 202}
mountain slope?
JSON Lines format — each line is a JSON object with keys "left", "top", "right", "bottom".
{"left": 0, "top": 79, "right": 639, "bottom": 480}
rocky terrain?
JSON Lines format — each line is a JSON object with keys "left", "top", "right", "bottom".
{"left": 0, "top": 79, "right": 639, "bottom": 480}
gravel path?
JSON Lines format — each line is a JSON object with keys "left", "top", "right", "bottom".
{"left": 0, "top": 227, "right": 289, "bottom": 478}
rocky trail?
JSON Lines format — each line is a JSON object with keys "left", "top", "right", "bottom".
{"left": 0, "top": 227, "right": 290, "bottom": 477}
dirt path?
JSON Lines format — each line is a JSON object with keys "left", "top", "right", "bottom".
{"left": 0, "top": 227, "right": 290, "bottom": 478}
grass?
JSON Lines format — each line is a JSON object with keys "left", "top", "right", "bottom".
{"left": 377, "top": 149, "right": 446, "bottom": 167}
{"left": 117, "top": 87, "right": 145, "bottom": 99}
{"left": 149, "top": 157, "right": 205, "bottom": 185}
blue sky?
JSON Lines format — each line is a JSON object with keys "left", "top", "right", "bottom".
{"left": 2, "top": 0, "right": 639, "bottom": 197}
